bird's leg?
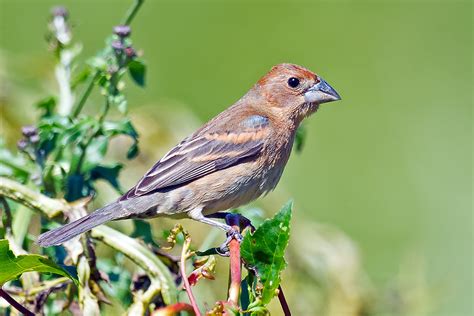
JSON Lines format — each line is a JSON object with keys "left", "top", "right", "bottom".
{"left": 188, "top": 209, "right": 242, "bottom": 256}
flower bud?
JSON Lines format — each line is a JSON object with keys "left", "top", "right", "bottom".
{"left": 111, "top": 40, "right": 124, "bottom": 52}
{"left": 30, "top": 134, "right": 40, "bottom": 144}
{"left": 113, "top": 25, "right": 131, "bottom": 38}
{"left": 17, "top": 139, "right": 28, "bottom": 151}
{"left": 124, "top": 46, "right": 136, "bottom": 58}
{"left": 51, "top": 6, "right": 68, "bottom": 18}
{"left": 21, "top": 125, "right": 38, "bottom": 137}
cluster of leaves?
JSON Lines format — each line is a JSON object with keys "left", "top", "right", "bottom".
{"left": 0, "top": 2, "right": 294, "bottom": 315}
{"left": 0, "top": 3, "right": 150, "bottom": 314}
{"left": 18, "top": 14, "right": 145, "bottom": 203}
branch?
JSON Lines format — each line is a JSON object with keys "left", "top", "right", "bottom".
{"left": 0, "top": 177, "right": 66, "bottom": 219}
{"left": 0, "top": 288, "right": 34, "bottom": 316}
{"left": 179, "top": 234, "right": 201, "bottom": 316}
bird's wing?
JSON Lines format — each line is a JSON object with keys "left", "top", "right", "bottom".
{"left": 120, "top": 115, "right": 269, "bottom": 200}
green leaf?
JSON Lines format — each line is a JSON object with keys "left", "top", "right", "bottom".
{"left": 241, "top": 201, "right": 292, "bottom": 306}
{"left": 128, "top": 59, "right": 146, "bottom": 87}
{"left": 131, "top": 220, "right": 158, "bottom": 246}
{"left": 103, "top": 119, "right": 139, "bottom": 159}
{"left": 102, "top": 119, "right": 138, "bottom": 139}
{"left": 90, "top": 163, "right": 123, "bottom": 191}
{"left": 71, "top": 67, "right": 92, "bottom": 90}
{"left": 35, "top": 96, "right": 57, "bottom": 117}
{"left": 81, "top": 136, "right": 109, "bottom": 173}
{"left": 126, "top": 142, "right": 139, "bottom": 159}
{"left": 294, "top": 124, "right": 307, "bottom": 153}
{"left": 0, "top": 239, "right": 78, "bottom": 286}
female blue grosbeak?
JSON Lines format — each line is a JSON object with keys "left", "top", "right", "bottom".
{"left": 37, "top": 63, "right": 340, "bottom": 247}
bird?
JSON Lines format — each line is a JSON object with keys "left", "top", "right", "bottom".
{"left": 37, "top": 63, "right": 341, "bottom": 248}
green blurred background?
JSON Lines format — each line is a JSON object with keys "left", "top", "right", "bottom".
{"left": 0, "top": 0, "right": 472, "bottom": 315}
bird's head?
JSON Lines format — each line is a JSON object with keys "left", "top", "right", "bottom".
{"left": 253, "top": 63, "right": 341, "bottom": 122}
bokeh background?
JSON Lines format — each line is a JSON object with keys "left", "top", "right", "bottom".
{"left": 0, "top": 0, "right": 471, "bottom": 315}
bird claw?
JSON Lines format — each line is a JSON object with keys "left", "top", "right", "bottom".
{"left": 215, "top": 228, "right": 243, "bottom": 257}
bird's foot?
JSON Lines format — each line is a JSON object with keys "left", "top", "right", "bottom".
{"left": 216, "top": 228, "right": 243, "bottom": 257}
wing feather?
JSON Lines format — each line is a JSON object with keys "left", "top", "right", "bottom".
{"left": 120, "top": 115, "right": 269, "bottom": 200}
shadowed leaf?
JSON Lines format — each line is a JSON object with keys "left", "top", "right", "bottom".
{"left": 128, "top": 59, "right": 146, "bottom": 87}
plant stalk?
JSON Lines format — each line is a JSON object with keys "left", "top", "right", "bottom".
{"left": 180, "top": 236, "right": 201, "bottom": 316}
{"left": 227, "top": 229, "right": 241, "bottom": 307}
{"left": 0, "top": 289, "right": 34, "bottom": 316}
{"left": 122, "top": 0, "right": 145, "bottom": 25}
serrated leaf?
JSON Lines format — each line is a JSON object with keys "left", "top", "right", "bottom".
{"left": 0, "top": 239, "right": 78, "bottom": 286}
{"left": 128, "top": 59, "right": 146, "bottom": 87}
{"left": 241, "top": 201, "right": 292, "bottom": 305}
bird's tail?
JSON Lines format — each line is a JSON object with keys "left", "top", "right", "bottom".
{"left": 37, "top": 202, "right": 126, "bottom": 247}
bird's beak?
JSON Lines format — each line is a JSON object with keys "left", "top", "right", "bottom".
{"left": 304, "top": 78, "right": 341, "bottom": 104}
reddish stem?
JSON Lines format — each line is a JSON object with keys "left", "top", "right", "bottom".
{"left": 180, "top": 239, "right": 201, "bottom": 316}
{"left": 227, "top": 225, "right": 241, "bottom": 307}
{"left": 0, "top": 288, "right": 34, "bottom": 316}
{"left": 152, "top": 302, "right": 195, "bottom": 316}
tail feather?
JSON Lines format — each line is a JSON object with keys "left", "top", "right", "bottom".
{"left": 37, "top": 202, "right": 124, "bottom": 247}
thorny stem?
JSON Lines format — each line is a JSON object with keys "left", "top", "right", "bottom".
{"left": 180, "top": 236, "right": 201, "bottom": 316}
{"left": 0, "top": 289, "right": 34, "bottom": 316}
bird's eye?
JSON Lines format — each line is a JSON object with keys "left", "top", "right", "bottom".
{"left": 287, "top": 77, "right": 300, "bottom": 88}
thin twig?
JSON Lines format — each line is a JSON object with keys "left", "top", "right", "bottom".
{"left": 278, "top": 285, "right": 291, "bottom": 316}
{"left": 71, "top": 71, "right": 99, "bottom": 118}
{"left": 180, "top": 236, "right": 201, "bottom": 316}
{"left": 4, "top": 277, "right": 71, "bottom": 297}
{"left": 122, "top": 0, "right": 145, "bottom": 25}
{"left": 0, "top": 288, "right": 35, "bottom": 316}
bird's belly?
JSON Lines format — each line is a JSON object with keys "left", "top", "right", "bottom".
{"left": 198, "top": 162, "right": 283, "bottom": 215}
{"left": 154, "top": 156, "right": 287, "bottom": 217}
